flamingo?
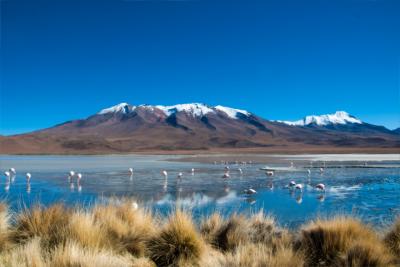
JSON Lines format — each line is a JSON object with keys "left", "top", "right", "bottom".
{"left": 4, "top": 171, "right": 10, "bottom": 178}
{"left": 266, "top": 171, "right": 274, "bottom": 176}
{"left": 289, "top": 181, "right": 296, "bottom": 187}
{"left": 224, "top": 166, "right": 230, "bottom": 171}
{"left": 320, "top": 167, "right": 324, "bottom": 173}
{"left": 162, "top": 170, "right": 168, "bottom": 177}
{"left": 238, "top": 168, "right": 243, "bottom": 175}
{"left": 244, "top": 188, "right": 257, "bottom": 195}
{"left": 9, "top": 168, "right": 16, "bottom": 175}
{"left": 295, "top": 184, "right": 303, "bottom": 192}
{"left": 307, "top": 169, "right": 311, "bottom": 175}
{"left": 26, "top": 173, "right": 31, "bottom": 182}
{"left": 178, "top": 172, "right": 183, "bottom": 178}
{"left": 77, "top": 173, "right": 82, "bottom": 180}
{"left": 69, "top": 171, "right": 75, "bottom": 179}
{"left": 132, "top": 201, "right": 138, "bottom": 210}
{"left": 315, "top": 183, "right": 326, "bottom": 191}
{"left": 129, "top": 168, "right": 133, "bottom": 175}
{"left": 191, "top": 168, "right": 195, "bottom": 175}
{"left": 222, "top": 172, "right": 230, "bottom": 178}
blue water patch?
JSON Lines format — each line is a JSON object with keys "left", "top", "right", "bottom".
{"left": 0, "top": 154, "right": 399, "bottom": 228}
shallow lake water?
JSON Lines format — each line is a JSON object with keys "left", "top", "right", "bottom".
{"left": 0, "top": 154, "right": 399, "bottom": 228}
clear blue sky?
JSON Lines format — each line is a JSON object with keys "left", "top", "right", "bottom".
{"left": 1, "top": 0, "right": 399, "bottom": 135}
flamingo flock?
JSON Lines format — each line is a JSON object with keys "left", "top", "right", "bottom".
{"left": 3, "top": 159, "right": 328, "bottom": 206}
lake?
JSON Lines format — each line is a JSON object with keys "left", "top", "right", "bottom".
{"left": 0, "top": 154, "right": 399, "bottom": 228}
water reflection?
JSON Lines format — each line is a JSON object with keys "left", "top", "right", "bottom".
{"left": 0, "top": 155, "right": 399, "bottom": 228}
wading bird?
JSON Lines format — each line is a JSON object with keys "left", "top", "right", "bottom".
{"left": 9, "top": 168, "right": 16, "bottom": 175}
{"left": 315, "top": 183, "right": 326, "bottom": 191}
{"left": 244, "top": 188, "right": 257, "bottom": 195}
{"left": 295, "top": 184, "right": 303, "bottom": 192}
{"left": 26, "top": 173, "right": 31, "bottom": 182}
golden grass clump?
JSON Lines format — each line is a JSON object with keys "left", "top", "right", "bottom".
{"left": 384, "top": 218, "right": 400, "bottom": 258}
{"left": 299, "top": 217, "right": 392, "bottom": 267}
{"left": 202, "top": 214, "right": 250, "bottom": 252}
{"left": 67, "top": 210, "right": 110, "bottom": 249}
{"left": 93, "top": 201, "right": 156, "bottom": 256}
{"left": 0, "top": 204, "right": 10, "bottom": 252}
{"left": 49, "top": 240, "right": 134, "bottom": 267}
{"left": 0, "top": 201, "right": 398, "bottom": 267}
{"left": 12, "top": 204, "right": 70, "bottom": 249}
{"left": 148, "top": 210, "right": 205, "bottom": 267}
{"left": 0, "top": 237, "right": 46, "bottom": 267}
{"left": 343, "top": 241, "right": 395, "bottom": 267}
{"left": 224, "top": 243, "right": 304, "bottom": 267}
{"left": 200, "top": 211, "right": 289, "bottom": 253}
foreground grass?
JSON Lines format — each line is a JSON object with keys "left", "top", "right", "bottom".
{"left": 0, "top": 202, "right": 398, "bottom": 267}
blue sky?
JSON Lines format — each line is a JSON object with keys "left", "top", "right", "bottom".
{"left": 1, "top": 0, "right": 399, "bottom": 135}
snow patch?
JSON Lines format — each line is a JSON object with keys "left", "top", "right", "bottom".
{"left": 155, "top": 103, "right": 215, "bottom": 117}
{"left": 215, "top": 105, "right": 250, "bottom": 119}
{"left": 278, "top": 111, "right": 362, "bottom": 126}
{"left": 98, "top": 103, "right": 134, "bottom": 115}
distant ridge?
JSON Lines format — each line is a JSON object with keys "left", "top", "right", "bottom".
{"left": 1, "top": 102, "right": 399, "bottom": 154}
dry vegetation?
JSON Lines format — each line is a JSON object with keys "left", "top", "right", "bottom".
{"left": 0, "top": 202, "right": 398, "bottom": 267}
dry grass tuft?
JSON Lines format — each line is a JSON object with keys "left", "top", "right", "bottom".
{"left": 49, "top": 240, "right": 134, "bottom": 267}
{"left": 93, "top": 201, "right": 156, "bottom": 256}
{"left": 384, "top": 218, "right": 400, "bottom": 258}
{"left": 0, "top": 204, "right": 11, "bottom": 252}
{"left": 299, "top": 217, "right": 390, "bottom": 266}
{"left": 0, "top": 237, "right": 46, "bottom": 267}
{"left": 0, "top": 202, "right": 398, "bottom": 267}
{"left": 148, "top": 210, "right": 205, "bottom": 267}
{"left": 225, "top": 243, "right": 304, "bottom": 267}
{"left": 67, "top": 210, "right": 110, "bottom": 249}
{"left": 343, "top": 241, "right": 395, "bottom": 267}
{"left": 12, "top": 204, "right": 70, "bottom": 249}
{"left": 210, "top": 214, "right": 250, "bottom": 252}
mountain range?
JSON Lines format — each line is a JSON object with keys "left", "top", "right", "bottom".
{"left": 1, "top": 103, "right": 399, "bottom": 154}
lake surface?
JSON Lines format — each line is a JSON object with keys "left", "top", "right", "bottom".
{"left": 0, "top": 154, "right": 399, "bottom": 228}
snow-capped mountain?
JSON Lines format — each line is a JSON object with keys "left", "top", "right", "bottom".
{"left": 97, "top": 103, "right": 251, "bottom": 120}
{"left": 1, "top": 103, "right": 399, "bottom": 154}
{"left": 278, "top": 111, "right": 362, "bottom": 126}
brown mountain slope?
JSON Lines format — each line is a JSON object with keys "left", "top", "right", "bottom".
{"left": 1, "top": 103, "right": 399, "bottom": 154}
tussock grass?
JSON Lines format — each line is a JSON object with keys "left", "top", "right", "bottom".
{"left": 225, "top": 243, "right": 304, "bottom": 267}
{"left": 384, "top": 218, "right": 400, "bottom": 258}
{"left": 0, "top": 202, "right": 398, "bottom": 267}
{"left": 12, "top": 204, "right": 70, "bottom": 249}
{"left": 299, "top": 217, "right": 395, "bottom": 266}
{"left": 148, "top": 210, "right": 205, "bottom": 267}
{"left": 0, "top": 204, "right": 10, "bottom": 252}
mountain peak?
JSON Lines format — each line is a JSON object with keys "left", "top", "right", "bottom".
{"left": 279, "top": 111, "right": 362, "bottom": 126}
{"left": 97, "top": 103, "right": 134, "bottom": 115}
{"left": 97, "top": 102, "right": 251, "bottom": 119}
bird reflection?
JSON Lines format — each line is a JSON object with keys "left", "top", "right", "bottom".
{"left": 70, "top": 181, "right": 75, "bottom": 192}
{"left": 267, "top": 181, "right": 274, "bottom": 190}
{"left": 246, "top": 197, "right": 256, "bottom": 205}
{"left": 26, "top": 182, "right": 31, "bottom": 194}
{"left": 317, "top": 194, "right": 325, "bottom": 202}
{"left": 5, "top": 179, "right": 10, "bottom": 192}
{"left": 296, "top": 194, "right": 303, "bottom": 204}
{"left": 163, "top": 177, "right": 168, "bottom": 192}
